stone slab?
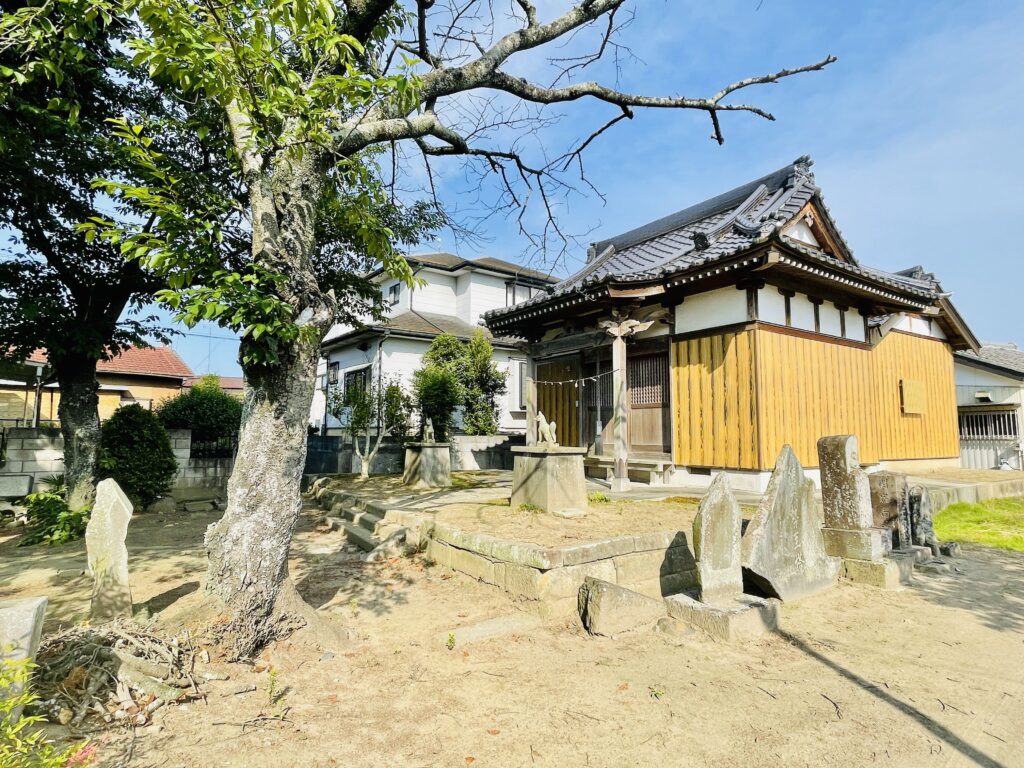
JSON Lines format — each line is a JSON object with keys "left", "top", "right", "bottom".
{"left": 441, "top": 614, "right": 542, "bottom": 648}
{"left": 817, "top": 435, "right": 874, "bottom": 530}
{"left": 869, "top": 471, "right": 913, "bottom": 548}
{"left": 822, "top": 527, "right": 892, "bottom": 562}
{"left": 692, "top": 474, "right": 743, "bottom": 603}
{"left": 0, "top": 597, "right": 47, "bottom": 722}
{"left": 578, "top": 578, "right": 665, "bottom": 637}
{"left": 839, "top": 557, "right": 910, "bottom": 589}
{"left": 664, "top": 592, "right": 779, "bottom": 642}
{"left": 0, "top": 474, "right": 32, "bottom": 499}
{"left": 86, "top": 479, "right": 134, "bottom": 621}
{"left": 741, "top": 446, "right": 840, "bottom": 602}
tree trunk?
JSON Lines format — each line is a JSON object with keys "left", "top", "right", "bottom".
{"left": 55, "top": 359, "right": 101, "bottom": 511}
{"left": 204, "top": 148, "right": 337, "bottom": 656}
{"left": 204, "top": 331, "right": 323, "bottom": 655}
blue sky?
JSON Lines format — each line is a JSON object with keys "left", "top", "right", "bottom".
{"left": 168, "top": 0, "right": 1024, "bottom": 377}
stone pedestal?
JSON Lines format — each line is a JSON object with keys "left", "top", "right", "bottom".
{"left": 665, "top": 592, "right": 779, "bottom": 642}
{"left": 403, "top": 442, "right": 452, "bottom": 488}
{"left": 511, "top": 445, "right": 588, "bottom": 516}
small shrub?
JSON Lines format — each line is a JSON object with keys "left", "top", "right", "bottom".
{"left": 0, "top": 655, "right": 92, "bottom": 767}
{"left": 18, "top": 493, "right": 89, "bottom": 548}
{"left": 517, "top": 503, "right": 541, "bottom": 513}
{"left": 587, "top": 491, "right": 610, "bottom": 504}
{"left": 98, "top": 404, "right": 178, "bottom": 508}
{"left": 411, "top": 364, "right": 462, "bottom": 441}
{"left": 155, "top": 375, "right": 242, "bottom": 457}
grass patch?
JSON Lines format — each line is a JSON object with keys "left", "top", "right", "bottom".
{"left": 934, "top": 497, "right": 1024, "bottom": 552}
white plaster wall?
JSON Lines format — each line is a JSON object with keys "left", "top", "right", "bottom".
{"left": 845, "top": 312, "right": 867, "bottom": 342}
{"left": 819, "top": 302, "right": 843, "bottom": 337}
{"left": 675, "top": 286, "right": 748, "bottom": 333}
{"left": 464, "top": 272, "right": 509, "bottom": 326}
{"left": 758, "top": 287, "right": 787, "bottom": 325}
{"left": 493, "top": 348, "right": 527, "bottom": 433}
{"left": 790, "top": 293, "right": 816, "bottom": 332}
{"left": 410, "top": 272, "right": 456, "bottom": 315}
{"left": 784, "top": 220, "right": 819, "bottom": 247}
{"left": 893, "top": 314, "right": 944, "bottom": 339}
{"left": 955, "top": 363, "right": 1021, "bottom": 388}
{"left": 455, "top": 273, "right": 472, "bottom": 323}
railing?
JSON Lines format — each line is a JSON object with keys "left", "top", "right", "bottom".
{"left": 190, "top": 435, "right": 237, "bottom": 458}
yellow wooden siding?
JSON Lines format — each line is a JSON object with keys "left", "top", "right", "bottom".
{"left": 672, "top": 327, "right": 959, "bottom": 470}
{"left": 536, "top": 361, "right": 580, "bottom": 447}
{"left": 672, "top": 329, "right": 759, "bottom": 469}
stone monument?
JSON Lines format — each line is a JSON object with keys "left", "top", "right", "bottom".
{"left": 0, "top": 596, "right": 47, "bottom": 722}
{"left": 817, "top": 435, "right": 908, "bottom": 589}
{"left": 741, "top": 446, "right": 840, "bottom": 601}
{"left": 664, "top": 475, "right": 779, "bottom": 641}
{"left": 86, "top": 478, "right": 134, "bottom": 621}
{"left": 403, "top": 418, "right": 451, "bottom": 488}
{"left": 511, "top": 412, "right": 588, "bottom": 517}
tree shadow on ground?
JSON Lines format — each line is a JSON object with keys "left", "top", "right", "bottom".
{"left": 909, "top": 545, "right": 1024, "bottom": 634}
{"left": 292, "top": 554, "right": 414, "bottom": 617}
{"left": 778, "top": 629, "right": 1007, "bottom": 768}
{"left": 139, "top": 580, "right": 200, "bottom": 615}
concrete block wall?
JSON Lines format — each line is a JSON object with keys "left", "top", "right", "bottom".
{"left": 1, "top": 428, "right": 64, "bottom": 492}
{"left": 0, "top": 426, "right": 234, "bottom": 496}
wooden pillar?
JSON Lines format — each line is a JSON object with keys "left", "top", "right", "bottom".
{"left": 610, "top": 332, "right": 630, "bottom": 492}
{"left": 525, "top": 358, "right": 537, "bottom": 445}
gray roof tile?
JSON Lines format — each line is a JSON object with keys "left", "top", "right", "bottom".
{"left": 957, "top": 344, "right": 1024, "bottom": 376}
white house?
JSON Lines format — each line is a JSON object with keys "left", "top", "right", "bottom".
{"left": 954, "top": 343, "right": 1024, "bottom": 469}
{"left": 311, "top": 253, "right": 558, "bottom": 435}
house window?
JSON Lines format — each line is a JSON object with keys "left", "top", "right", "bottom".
{"left": 959, "top": 411, "right": 1019, "bottom": 440}
{"left": 327, "top": 361, "right": 340, "bottom": 385}
{"left": 506, "top": 283, "right": 533, "bottom": 306}
{"left": 387, "top": 283, "right": 400, "bottom": 306}
{"left": 344, "top": 367, "right": 370, "bottom": 392}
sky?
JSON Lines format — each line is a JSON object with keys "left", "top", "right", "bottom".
{"left": 167, "top": 0, "right": 1024, "bottom": 377}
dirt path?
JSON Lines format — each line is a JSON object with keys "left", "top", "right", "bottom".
{"left": 4, "top": 509, "right": 1023, "bottom": 768}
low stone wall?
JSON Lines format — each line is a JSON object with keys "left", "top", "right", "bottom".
{"left": 305, "top": 433, "right": 523, "bottom": 477}
{"left": 424, "top": 523, "right": 696, "bottom": 617}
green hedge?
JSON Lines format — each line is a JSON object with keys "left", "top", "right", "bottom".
{"left": 99, "top": 404, "right": 178, "bottom": 508}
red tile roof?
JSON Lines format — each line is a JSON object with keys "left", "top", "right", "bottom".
{"left": 184, "top": 375, "right": 245, "bottom": 391}
{"left": 27, "top": 346, "right": 194, "bottom": 380}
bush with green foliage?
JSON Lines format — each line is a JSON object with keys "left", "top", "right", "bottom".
{"left": 1, "top": 656, "right": 92, "bottom": 767}
{"left": 155, "top": 374, "right": 242, "bottom": 452}
{"left": 413, "top": 331, "right": 507, "bottom": 438}
{"left": 411, "top": 364, "right": 462, "bottom": 442}
{"left": 327, "top": 377, "right": 412, "bottom": 478}
{"left": 98, "top": 404, "right": 178, "bottom": 508}
{"left": 18, "top": 492, "right": 89, "bottom": 548}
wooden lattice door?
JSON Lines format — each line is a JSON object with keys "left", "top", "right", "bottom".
{"left": 627, "top": 353, "right": 670, "bottom": 454}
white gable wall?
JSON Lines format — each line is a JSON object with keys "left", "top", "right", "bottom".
{"left": 410, "top": 271, "right": 457, "bottom": 315}
{"left": 675, "top": 286, "right": 747, "bottom": 333}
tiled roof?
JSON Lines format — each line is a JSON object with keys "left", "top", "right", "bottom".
{"left": 397, "top": 253, "right": 557, "bottom": 284}
{"left": 485, "top": 156, "right": 942, "bottom": 322}
{"left": 185, "top": 375, "right": 245, "bottom": 391}
{"left": 28, "top": 346, "right": 194, "bottom": 379}
{"left": 326, "top": 311, "right": 519, "bottom": 347}
{"left": 956, "top": 344, "right": 1024, "bottom": 377}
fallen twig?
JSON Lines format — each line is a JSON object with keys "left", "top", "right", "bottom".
{"left": 821, "top": 693, "right": 842, "bottom": 719}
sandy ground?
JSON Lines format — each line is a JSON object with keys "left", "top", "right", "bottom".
{"left": 3, "top": 506, "right": 1024, "bottom": 768}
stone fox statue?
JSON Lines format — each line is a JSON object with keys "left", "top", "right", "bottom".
{"left": 535, "top": 412, "right": 558, "bottom": 446}
{"left": 423, "top": 418, "right": 435, "bottom": 443}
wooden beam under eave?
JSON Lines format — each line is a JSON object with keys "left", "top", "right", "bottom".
{"left": 607, "top": 284, "right": 666, "bottom": 298}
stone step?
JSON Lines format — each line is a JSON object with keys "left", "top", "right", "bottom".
{"left": 347, "top": 508, "right": 384, "bottom": 534}
{"left": 337, "top": 519, "right": 380, "bottom": 551}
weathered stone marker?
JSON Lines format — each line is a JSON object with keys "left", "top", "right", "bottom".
{"left": 662, "top": 475, "right": 779, "bottom": 642}
{"left": 0, "top": 596, "right": 48, "bottom": 722}
{"left": 909, "top": 486, "right": 939, "bottom": 552}
{"left": 741, "top": 446, "right": 839, "bottom": 601}
{"left": 816, "top": 435, "right": 906, "bottom": 588}
{"left": 869, "top": 471, "right": 913, "bottom": 549}
{"left": 817, "top": 435, "right": 872, "bottom": 530}
{"left": 692, "top": 474, "right": 743, "bottom": 603}
{"left": 86, "top": 478, "right": 134, "bottom": 621}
